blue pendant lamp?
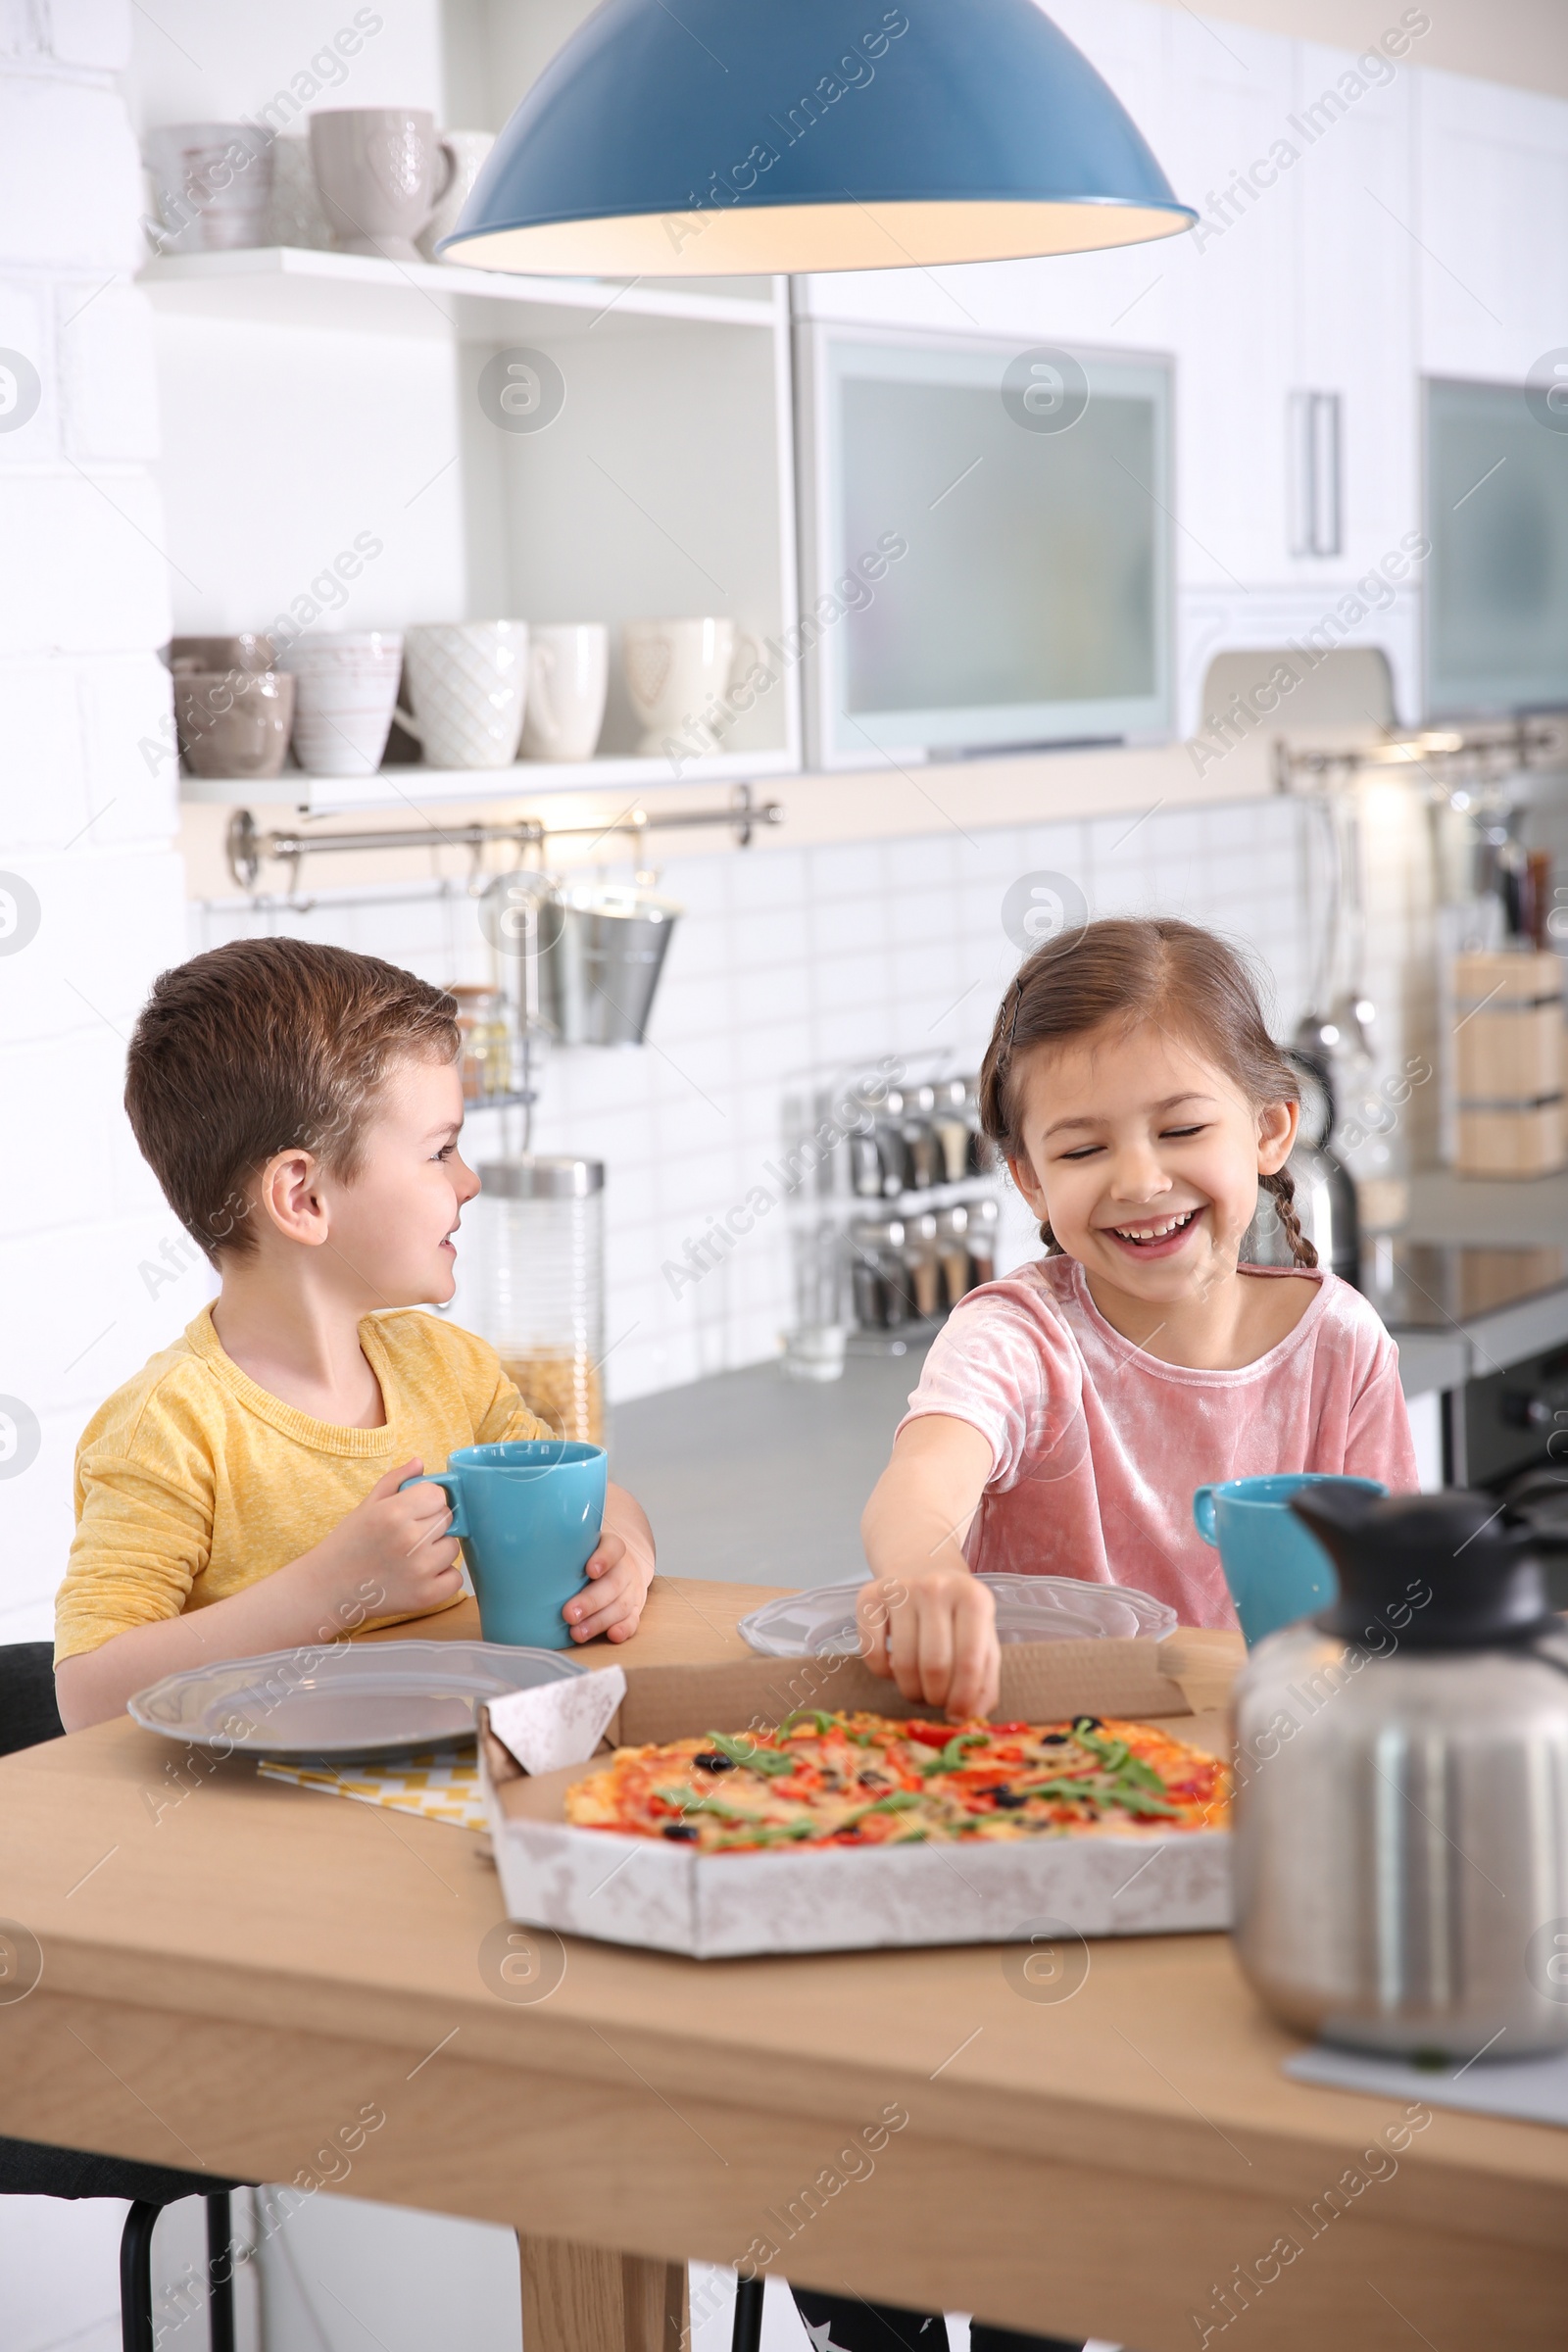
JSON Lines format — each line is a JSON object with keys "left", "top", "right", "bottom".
{"left": 441, "top": 0, "right": 1194, "bottom": 277}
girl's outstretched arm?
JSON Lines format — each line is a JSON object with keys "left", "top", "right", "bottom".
{"left": 858, "top": 1415, "right": 999, "bottom": 1720}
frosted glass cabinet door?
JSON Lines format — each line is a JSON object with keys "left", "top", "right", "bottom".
{"left": 1426, "top": 377, "right": 1568, "bottom": 715}
{"left": 799, "top": 327, "right": 1173, "bottom": 765}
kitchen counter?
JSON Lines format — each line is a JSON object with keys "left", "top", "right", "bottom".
{"left": 610, "top": 1345, "right": 926, "bottom": 1588}
{"left": 1407, "top": 1167, "right": 1568, "bottom": 1248}
{"left": 607, "top": 1276, "right": 1498, "bottom": 1585}
{"left": 1365, "top": 1239, "right": 1568, "bottom": 1396}
{"left": 610, "top": 1176, "right": 1568, "bottom": 1575}
{"left": 613, "top": 1230, "right": 1568, "bottom": 1578}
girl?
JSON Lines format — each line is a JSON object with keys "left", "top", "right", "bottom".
{"left": 857, "top": 914, "right": 1419, "bottom": 1724}
{"left": 802, "top": 921, "right": 1419, "bottom": 2351}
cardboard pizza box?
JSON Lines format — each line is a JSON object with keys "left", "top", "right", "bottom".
{"left": 476, "top": 1636, "right": 1237, "bottom": 1960}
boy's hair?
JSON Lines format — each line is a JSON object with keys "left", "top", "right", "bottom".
{"left": 979, "top": 915, "right": 1315, "bottom": 1268}
{"left": 125, "top": 939, "right": 461, "bottom": 1263}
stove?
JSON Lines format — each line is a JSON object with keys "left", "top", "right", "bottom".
{"left": 1363, "top": 1242, "right": 1568, "bottom": 1586}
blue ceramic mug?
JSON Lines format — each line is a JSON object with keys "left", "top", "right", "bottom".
{"left": 1193, "top": 1473, "right": 1387, "bottom": 1647}
{"left": 404, "top": 1440, "right": 607, "bottom": 1650}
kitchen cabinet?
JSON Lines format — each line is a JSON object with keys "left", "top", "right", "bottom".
{"left": 1153, "top": 14, "right": 1299, "bottom": 598}
{"left": 1179, "top": 36, "right": 1425, "bottom": 729}
{"left": 131, "top": 0, "right": 1568, "bottom": 813}
{"left": 797, "top": 2, "right": 1433, "bottom": 735}
{"left": 1416, "top": 66, "right": 1568, "bottom": 387}
{"left": 1293, "top": 43, "right": 1420, "bottom": 580}
{"left": 140, "top": 257, "right": 802, "bottom": 810}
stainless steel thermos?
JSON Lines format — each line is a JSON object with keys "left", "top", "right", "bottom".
{"left": 1231, "top": 1485, "right": 1568, "bottom": 2059}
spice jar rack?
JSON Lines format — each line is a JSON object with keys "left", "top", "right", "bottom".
{"left": 779, "top": 1057, "right": 1005, "bottom": 1377}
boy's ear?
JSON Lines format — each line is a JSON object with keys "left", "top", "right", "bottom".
{"left": 257, "top": 1148, "right": 330, "bottom": 1248}
{"left": 1256, "top": 1098, "right": 1299, "bottom": 1177}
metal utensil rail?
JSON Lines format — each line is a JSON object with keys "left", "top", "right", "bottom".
{"left": 224, "top": 783, "right": 784, "bottom": 894}
{"left": 1273, "top": 716, "right": 1567, "bottom": 795}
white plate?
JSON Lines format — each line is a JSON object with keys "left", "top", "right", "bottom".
{"left": 737, "top": 1574, "right": 1177, "bottom": 1658}
{"left": 129, "top": 1639, "right": 583, "bottom": 1758}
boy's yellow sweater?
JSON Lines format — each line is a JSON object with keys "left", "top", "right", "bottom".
{"left": 56, "top": 1305, "right": 544, "bottom": 1664}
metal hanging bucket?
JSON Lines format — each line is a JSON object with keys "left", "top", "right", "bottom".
{"left": 542, "top": 884, "right": 680, "bottom": 1046}
{"left": 481, "top": 873, "right": 681, "bottom": 1047}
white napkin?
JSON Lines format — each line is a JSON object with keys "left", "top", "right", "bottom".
{"left": 487, "top": 1667, "right": 626, "bottom": 1776}
{"left": 1286, "top": 2038, "right": 1568, "bottom": 2129}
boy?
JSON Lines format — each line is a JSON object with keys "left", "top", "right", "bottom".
{"left": 55, "top": 939, "right": 656, "bottom": 1732}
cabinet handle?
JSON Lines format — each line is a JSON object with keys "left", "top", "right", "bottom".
{"left": 1290, "top": 389, "right": 1344, "bottom": 559}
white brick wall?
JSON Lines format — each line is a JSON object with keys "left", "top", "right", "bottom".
{"left": 0, "top": 0, "right": 184, "bottom": 1649}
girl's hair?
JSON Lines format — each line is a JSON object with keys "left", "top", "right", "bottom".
{"left": 978, "top": 915, "right": 1316, "bottom": 1268}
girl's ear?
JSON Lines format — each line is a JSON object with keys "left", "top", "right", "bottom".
{"left": 1006, "top": 1150, "right": 1048, "bottom": 1219}
{"left": 1257, "top": 1098, "right": 1299, "bottom": 1177}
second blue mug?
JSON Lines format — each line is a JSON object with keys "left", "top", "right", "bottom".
{"left": 406, "top": 1439, "right": 607, "bottom": 1650}
{"left": 1193, "top": 1472, "right": 1387, "bottom": 1647}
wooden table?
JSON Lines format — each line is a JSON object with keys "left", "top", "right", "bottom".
{"left": 3, "top": 1578, "right": 1566, "bottom": 2351}
{"left": 355, "top": 1573, "right": 772, "bottom": 1666}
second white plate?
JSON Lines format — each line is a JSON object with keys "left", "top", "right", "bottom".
{"left": 738, "top": 1574, "right": 1176, "bottom": 1658}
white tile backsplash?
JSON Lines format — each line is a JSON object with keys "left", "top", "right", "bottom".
{"left": 189, "top": 800, "right": 1312, "bottom": 1407}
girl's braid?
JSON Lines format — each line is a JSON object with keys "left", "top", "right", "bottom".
{"left": 1259, "top": 1167, "right": 1318, "bottom": 1269}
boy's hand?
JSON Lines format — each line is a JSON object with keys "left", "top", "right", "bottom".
{"left": 313, "top": 1459, "right": 465, "bottom": 1624}
{"left": 857, "top": 1567, "right": 1000, "bottom": 1722}
{"left": 564, "top": 1522, "right": 655, "bottom": 1644}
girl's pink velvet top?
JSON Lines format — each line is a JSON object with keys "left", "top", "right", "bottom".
{"left": 900, "top": 1256, "right": 1420, "bottom": 1630}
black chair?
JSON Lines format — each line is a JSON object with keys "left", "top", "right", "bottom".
{"left": 1, "top": 1642, "right": 248, "bottom": 2351}
{"left": 1, "top": 1640, "right": 64, "bottom": 1751}
{"left": 732, "top": 2275, "right": 765, "bottom": 2350}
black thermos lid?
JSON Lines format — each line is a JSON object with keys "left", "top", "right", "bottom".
{"left": 1291, "top": 1485, "right": 1558, "bottom": 1650}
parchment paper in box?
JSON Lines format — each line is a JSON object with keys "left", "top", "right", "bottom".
{"left": 477, "top": 1636, "right": 1236, "bottom": 1961}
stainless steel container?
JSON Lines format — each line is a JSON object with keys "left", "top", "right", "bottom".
{"left": 935, "top": 1198, "right": 997, "bottom": 1306}
{"left": 1241, "top": 1050, "right": 1359, "bottom": 1282}
{"left": 538, "top": 882, "right": 680, "bottom": 1047}
{"left": 849, "top": 1216, "right": 918, "bottom": 1329}
{"left": 1232, "top": 1484, "right": 1568, "bottom": 2059}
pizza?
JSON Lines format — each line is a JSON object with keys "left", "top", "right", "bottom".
{"left": 563, "top": 1709, "right": 1229, "bottom": 1852}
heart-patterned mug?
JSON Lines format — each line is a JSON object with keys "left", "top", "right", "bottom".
{"left": 310, "top": 109, "right": 458, "bottom": 263}
{"left": 621, "top": 616, "right": 760, "bottom": 758}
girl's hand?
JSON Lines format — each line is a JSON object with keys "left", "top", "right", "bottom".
{"left": 564, "top": 1481, "right": 657, "bottom": 1643}
{"left": 857, "top": 1567, "right": 1001, "bottom": 1722}
{"left": 858, "top": 1415, "right": 998, "bottom": 1719}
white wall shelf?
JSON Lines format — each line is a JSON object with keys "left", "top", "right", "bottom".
{"left": 145, "top": 242, "right": 803, "bottom": 774}
{"left": 178, "top": 744, "right": 798, "bottom": 813}
{"left": 138, "top": 246, "right": 781, "bottom": 340}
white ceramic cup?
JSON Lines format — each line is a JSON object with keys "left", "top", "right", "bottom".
{"left": 519, "top": 624, "right": 609, "bottom": 762}
{"left": 144, "top": 122, "right": 273, "bottom": 255}
{"left": 310, "top": 109, "right": 457, "bottom": 263}
{"left": 621, "top": 617, "right": 757, "bottom": 757}
{"left": 281, "top": 632, "right": 403, "bottom": 777}
{"left": 401, "top": 621, "right": 529, "bottom": 770}
{"left": 417, "top": 130, "right": 497, "bottom": 263}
